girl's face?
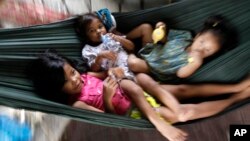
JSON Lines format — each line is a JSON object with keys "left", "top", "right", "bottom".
{"left": 86, "top": 18, "right": 107, "bottom": 43}
{"left": 191, "top": 31, "right": 221, "bottom": 58}
{"left": 62, "top": 63, "right": 83, "bottom": 95}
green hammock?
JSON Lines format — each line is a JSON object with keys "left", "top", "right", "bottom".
{"left": 0, "top": 0, "right": 250, "bottom": 130}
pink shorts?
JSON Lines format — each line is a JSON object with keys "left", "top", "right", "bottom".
{"left": 112, "top": 87, "right": 131, "bottom": 115}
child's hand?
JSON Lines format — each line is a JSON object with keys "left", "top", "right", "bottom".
{"left": 155, "top": 21, "right": 166, "bottom": 29}
{"left": 106, "top": 32, "right": 135, "bottom": 52}
{"left": 103, "top": 76, "right": 118, "bottom": 113}
{"left": 99, "top": 51, "right": 117, "bottom": 61}
{"left": 103, "top": 76, "right": 118, "bottom": 101}
{"left": 108, "top": 67, "right": 125, "bottom": 79}
{"left": 106, "top": 33, "right": 122, "bottom": 42}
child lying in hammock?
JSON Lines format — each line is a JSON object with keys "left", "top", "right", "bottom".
{"left": 111, "top": 13, "right": 250, "bottom": 119}
{"left": 76, "top": 12, "right": 135, "bottom": 80}
{"left": 28, "top": 50, "right": 250, "bottom": 141}
{"left": 75, "top": 12, "right": 250, "bottom": 124}
{"left": 126, "top": 15, "right": 235, "bottom": 82}
{"left": 123, "top": 14, "right": 250, "bottom": 122}
{"left": 28, "top": 50, "right": 193, "bottom": 141}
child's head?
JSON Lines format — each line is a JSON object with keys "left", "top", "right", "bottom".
{"left": 27, "top": 50, "right": 86, "bottom": 103}
{"left": 191, "top": 15, "right": 231, "bottom": 58}
{"left": 76, "top": 13, "right": 107, "bottom": 44}
{"left": 61, "top": 62, "right": 83, "bottom": 95}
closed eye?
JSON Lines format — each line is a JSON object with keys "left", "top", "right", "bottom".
{"left": 71, "top": 69, "right": 76, "bottom": 75}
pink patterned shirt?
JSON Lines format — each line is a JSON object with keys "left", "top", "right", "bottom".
{"left": 77, "top": 74, "right": 131, "bottom": 115}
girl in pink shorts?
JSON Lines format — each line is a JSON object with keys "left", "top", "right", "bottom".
{"left": 28, "top": 50, "right": 191, "bottom": 141}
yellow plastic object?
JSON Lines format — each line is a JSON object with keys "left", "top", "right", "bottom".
{"left": 130, "top": 92, "right": 161, "bottom": 119}
{"left": 145, "top": 92, "right": 160, "bottom": 108}
{"left": 188, "top": 57, "right": 194, "bottom": 63}
{"left": 152, "top": 26, "right": 165, "bottom": 44}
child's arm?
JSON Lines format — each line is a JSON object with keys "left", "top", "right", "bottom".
{"left": 87, "top": 71, "right": 108, "bottom": 80}
{"left": 108, "top": 67, "right": 125, "bottom": 79}
{"left": 91, "top": 51, "right": 117, "bottom": 72}
{"left": 73, "top": 101, "right": 104, "bottom": 113}
{"left": 108, "top": 33, "right": 135, "bottom": 52}
{"left": 91, "top": 56, "right": 102, "bottom": 71}
{"left": 88, "top": 67, "right": 125, "bottom": 80}
{"left": 102, "top": 76, "right": 118, "bottom": 113}
{"left": 177, "top": 51, "right": 203, "bottom": 78}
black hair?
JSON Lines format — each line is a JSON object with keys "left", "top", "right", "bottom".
{"left": 199, "top": 15, "right": 238, "bottom": 62}
{"left": 26, "top": 49, "right": 88, "bottom": 104}
{"left": 200, "top": 15, "right": 237, "bottom": 53}
{"left": 75, "top": 12, "right": 104, "bottom": 43}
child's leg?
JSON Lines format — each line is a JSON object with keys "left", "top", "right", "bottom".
{"left": 136, "top": 73, "right": 181, "bottom": 115}
{"left": 120, "top": 79, "right": 187, "bottom": 141}
{"left": 126, "top": 23, "right": 153, "bottom": 46}
{"left": 127, "top": 54, "right": 149, "bottom": 73}
{"left": 179, "top": 86, "right": 250, "bottom": 121}
{"left": 160, "top": 78, "right": 250, "bottom": 100}
{"left": 154, "top": 106, "right": 179, "bottom": 124}
{"left": 136, "top": 73, "right": 198, "bottom": 122}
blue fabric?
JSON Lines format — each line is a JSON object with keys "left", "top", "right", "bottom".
{"left": 139, "top": 29, "right": 192, "bottom": 82}
{"left": 96, "top": 8, "right": 115, "bottom": 31}
{"left": 0, "top": 115, "right": 32, "bottom": 141}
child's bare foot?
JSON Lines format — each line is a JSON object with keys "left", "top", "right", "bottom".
{"left": 231, "top": 86, "right": 250, "bottom": 100}
{"left": 155, "top": 119, "right": 188, "bottom": 141}
{"left": 177, "top": 88, "right": 250, "bottom": 122}
{"left": 234, "top": 76, "right": 250, "bottom": 93}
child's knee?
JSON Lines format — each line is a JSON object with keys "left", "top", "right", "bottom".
{"left": 136, "top": 73, "right": 148, "bottom": 82}
{"left": 120, "top": 79, "right": 143, "bottom": 93}
{"left": 140, "top": 23, "right": 153, "bottom": 33}
{"left": 128, "top": 55, "right": 139, "bottom": 71}
{"left": 136, "top": 73, "right": 157, "bottom": 87}
{"left": 126, "top": 82, "right": 144, "bottom": 96}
